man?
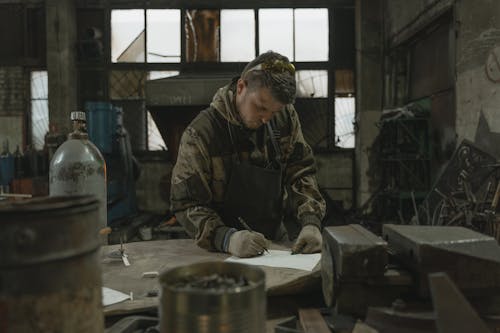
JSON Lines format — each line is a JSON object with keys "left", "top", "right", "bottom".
{"left": 170, "top": 51, "right": 326, "bottom": 258}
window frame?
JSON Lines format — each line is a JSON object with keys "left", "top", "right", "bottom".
{"left": 102, "top": 0, "right": 352, "bottom": 152}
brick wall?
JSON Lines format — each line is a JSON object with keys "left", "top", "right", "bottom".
{"left": 0, "top": 66, "right": 25, "bottom": 116}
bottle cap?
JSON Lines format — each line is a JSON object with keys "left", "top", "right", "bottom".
{"left": 70, "top": 111, "right": 86, "bottom": 121}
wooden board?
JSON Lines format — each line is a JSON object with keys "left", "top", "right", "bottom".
{"left": 101, "top": 239, "right": 321, "bottom": 316}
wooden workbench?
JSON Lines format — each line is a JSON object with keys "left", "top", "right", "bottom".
{"left": 101, "top": 239, "right": 322, "bottom": 317}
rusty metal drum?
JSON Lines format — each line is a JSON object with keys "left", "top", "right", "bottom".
{"left": 159, "top": 261, "right": 266, "bottom": 333}
{"left": 0, "top": 196, "right": 104, "bottom": 333}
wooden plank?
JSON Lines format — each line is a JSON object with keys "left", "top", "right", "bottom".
{"left": 101, "top": 239, "right": 320, "bottom": 316}
{"left": 298, "top": 308, "right": 330, "bottom": 333}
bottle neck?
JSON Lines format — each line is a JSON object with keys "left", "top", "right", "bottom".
{"left": 68, "top": 120, "right": 89, "bottom": 140}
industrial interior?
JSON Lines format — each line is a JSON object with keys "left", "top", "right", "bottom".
{"left": 0, "top": 0, "right": 499, "bottom": 332}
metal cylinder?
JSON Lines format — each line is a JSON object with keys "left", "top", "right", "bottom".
{"left": 49, "top": 137, "right": 107, "bottom": 231}
{"left": 159, "top": 262, "right": 266, "bottom": 333}
{"left": 0, "top": 195, "right": 104, "bottom": 333}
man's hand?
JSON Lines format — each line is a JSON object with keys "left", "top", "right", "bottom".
{"left": 292, "top": 225, "right": 322, "bottom": 254}
{"left": 227, "top": 230, "right": 269, "bottom": 258}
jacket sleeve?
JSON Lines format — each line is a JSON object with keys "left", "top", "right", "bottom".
{"left": 283, "top": 105, "right": 326, "bottom": 229}
{"left": 170, "top": 126, "right": 233, "bottom": 252}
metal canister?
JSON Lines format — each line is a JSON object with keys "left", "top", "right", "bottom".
{"left": 159, "top": 262, "right": 266, "bottom": 333}
{"left": 0, "top": 195, "right": 104, "bottom": 333}
{"left": 49, "top": 111, "right": 107, "bottom": 231}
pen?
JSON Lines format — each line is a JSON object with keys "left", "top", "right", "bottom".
{"left": 237, "top": 217, "right": 270, "bottom": 254}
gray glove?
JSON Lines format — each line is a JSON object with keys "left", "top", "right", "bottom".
{"left": 227, "top": 230, "right": 269, "bottom": 258}
{"left": 292, "top": 225, "right": 322, "bottom": 254}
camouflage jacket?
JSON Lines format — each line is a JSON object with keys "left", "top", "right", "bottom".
{"left": 170, "top": 81, "right": 326, "bottom": 251}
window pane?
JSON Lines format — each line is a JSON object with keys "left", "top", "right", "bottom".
{"left": 221, "top": 10, "right": 255, "bottom": 62}
{"left": 31, "top": 71, "right": 48, "bottom": 99}
{"left": 295, "top": 9, "right": 328, "bottom": 61}
{"left": 147, "top": 71, "right": 179, "bottom": 81}
{"left": 335, "top": 97, "right": 355, "bottom": 148}
{"left": 259, "top": 9, "right": 293, "bottom": 60}
{"left": 296, "top": 70, "right": 328, "bottom": 98}
{"left": 111, "top": 9, "right": 145, "bottom": 63}
{"left": 147, "top": 111, "right": 167, "bottom": 151}
{"left": 146, "top": 9, "right": 180, "bottom": 63}
{"left": 31, "top": 71, "right": 48, "bottom": 150}
{"left": 185, "top": 10, "right": 220, "bottom": 62}
{"left": 31, "top": 100, "right": 49, "bottom": 150}
{"left": 109, "top": 70, "right": 147, "bottom": 99}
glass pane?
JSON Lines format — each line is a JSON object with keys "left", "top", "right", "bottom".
{"left": 295, "top": 9, "right": 328, "bottom": 61}
{"left": 185, "top": 10, "right": 220, "bottom": 62}
{"left": 147, "top": 111, "right": 167, "bottom": 151}
{"left": 146, "top": 9, "right": 181, "bottom": 63}
{"left": 221, "top": 10, "right": 255, "bottom": 62}
{"left": 31, "top": 100, "right": 49, "bottom": 150}
{"left": 259, "top": 9, "right": 293, "bottom": 60}
{"left": 109, "top": 70, "right": 147, "bottom": 99}
{"left": 111, "top": 9, "right": 145, "bottom": 63}
{"left": 335, "top": 97, "right": 355, "bottom": 148}
{"left": 147, "top": 71, "right": 179, "bottom": 80}
{"left": 31, "top": 71, "right": 48, "bottom": 99}
{"left": 296, "top": 70, "right": 328, "bottom": 98}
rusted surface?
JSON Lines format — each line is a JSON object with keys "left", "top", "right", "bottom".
{"left": 0, "top": 196, "right": 100, "bottom": 266}
{"left": 0, "top": 196, "right": 104, "bottom": 333}
{"left": 4, "top": 286, "right": 102, "bottom": 333}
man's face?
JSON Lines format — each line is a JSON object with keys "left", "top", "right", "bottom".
{"left": 235, "top": 79, "right": 285, "bottom": 130}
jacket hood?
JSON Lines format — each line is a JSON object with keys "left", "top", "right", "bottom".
{"left": 210, "top": 80, "right": 242, "bottom": 126}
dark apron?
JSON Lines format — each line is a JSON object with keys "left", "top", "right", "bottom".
{"left": 222, "top": 122, "right": 283, "bottom": 239}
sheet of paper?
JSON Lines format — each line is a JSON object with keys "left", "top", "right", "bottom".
{"left": 102, "top": 287, "right": 131, "bottom": 307}
{"left": 225, "top": 250, "right": 321, "bottom": 271}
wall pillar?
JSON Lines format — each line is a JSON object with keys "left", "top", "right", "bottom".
{"left": 355, "top": 0, "right": 384, "bottom": 208}
{"left": 46, "top": 0, "right": 77, "bottom": 135}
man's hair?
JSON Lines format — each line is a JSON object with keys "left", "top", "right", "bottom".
{"left": 241, "top": 51, "right": 296, "bottom": 105}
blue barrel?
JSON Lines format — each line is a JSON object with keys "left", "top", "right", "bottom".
{"left": 0, "top": 153, "right": 14, "bottom": 187}
{"left": 85, "top": 102, "right": 116, "bottom": 154}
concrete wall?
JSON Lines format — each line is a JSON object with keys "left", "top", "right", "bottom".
{"left": 135, "top": 157, "right": 173, "bottom": 214}
{"left": 0, "top": 66, "right": 25, "bottom": 150}
{"left": 385, "top": 0, "right": 443, "bottom": 38}
{"left": 385, "top": 0, "right": 500, "bottom": 159}
{"left": 456, "top": 0, "right": 500, "bottom": 156}
{"left": 355, "top": 0, "right": 384, "bottom": 207}
{"left": 316, "top": 152, "right": 353, "bottom": 209}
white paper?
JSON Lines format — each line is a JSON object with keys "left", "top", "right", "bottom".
{"left": 102, "top": 287, "right": 131, "bottom": 307}
{"left": 225, "top": 250, "right": 321, "bottom": 271}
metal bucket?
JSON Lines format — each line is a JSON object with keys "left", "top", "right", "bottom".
{"left": 159, "top": 261, "right": 266, "bottom": 333}
{"left": 0, "top": 195, "right": 104, "bottom": 333}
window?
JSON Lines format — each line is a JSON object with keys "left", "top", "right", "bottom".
{"left": 111, "top": 9, "right": 144, "bottom": 63}
{"left": 108, "top": 6, "right": 353, "bottom": 150}
{"left": 294, "top": 9, "right": 328, "bottom": 61}
{"left": 296, "top": 70, "right": 328, "bottom": 98}
{"left": 111, "top": 9, "right": 181, "bottom": 63}
{"left": 259, "top": 9, "right": 294, "bottom": 59}
{"left": 30, "top": 71, "right": 48, "bottom": 150}
{"left": 335, "top": 97, "right": 355, "bottom": 148}
{"left": 259, "top": 8, "right": 328, "bottom": 61}
{"left": 146, "top": 71, "right": 179, "bottom": 151}
{"left": 220, "top": 10, "right": 255, "bottom": 62}
{"left": 146, "top": 10, "right": 181, "bottom": 63}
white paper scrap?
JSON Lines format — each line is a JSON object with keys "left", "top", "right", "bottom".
{"left": 225, "top": 250, "right": 321, "bottom": 271}
{"left": 102, "top": 287, "right": 131, "bottom": 307}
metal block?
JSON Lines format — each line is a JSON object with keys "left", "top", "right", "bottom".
{"left": 383, "top": 224, "right": 500, "bottom": 295}
{"left": 146, "top": 74, "right": 235, "bottom": 106}
{"left": 322, "top": 224, "right": 391, "bottom": 311}
{"left": 323, "top": 224, "right": 388, "bottom": 279}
